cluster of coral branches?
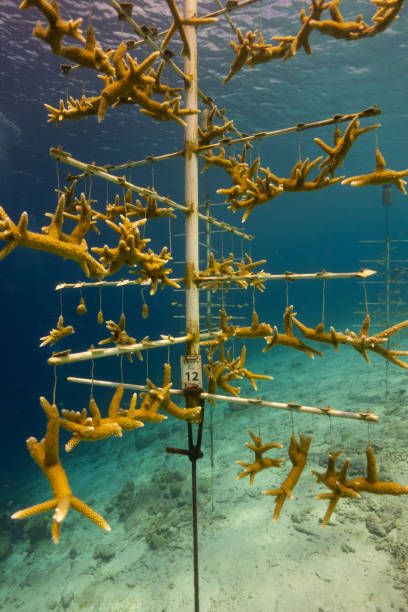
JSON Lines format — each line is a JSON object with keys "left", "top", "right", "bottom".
{"left": 235, "top": 430, "right": 408, "bottom": 526}
{"left": 11, "top": 363, "right": 202, "bottom": 542}
{"left": 201, "top": 117, "right": 408, "bottom": 221}
{"left": 223, "top": 0, "right": 405, "bottom": 83}
{"left": 19, "top": 0, "right": 211, "bottom": 125}
{"left": 10, "top": 0, "right": 408, "bottom": 545}
{"left": 195, "top": 251, "right": 267, "bottom": 291}
{"left": 201, "top": 306, "right": 408, "bottom": 372}
{"left": 0, "top": 182, "right": 179, "bottom": 289}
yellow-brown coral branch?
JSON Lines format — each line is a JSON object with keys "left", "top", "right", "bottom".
{"left": 314, "top": 445, "right": 408, "bottom": 527}
{"left": 236, "top": 429, "right": 284, "bottom": 487}
{"left": 11, "top": 397, "right": 110, "bottom": 541}
{"left": 0, "top": 206, "right": 107, "bottom": 278}
{"left": 264, "top": 434, "right": 312, "bottom": 521}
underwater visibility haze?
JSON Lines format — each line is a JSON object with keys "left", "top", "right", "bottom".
{"left": 1, "top": 0, "right": 408, "bottom": 610}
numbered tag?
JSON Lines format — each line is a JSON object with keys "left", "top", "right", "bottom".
{"left": 180, "top": 355, "right": 202, "bottom": 389}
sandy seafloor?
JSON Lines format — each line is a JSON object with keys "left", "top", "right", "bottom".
{"left": 1, "top": 1, "right": 408, "bottom": 610}
{"left": 2, "top": 333, "right": 408, "bottom": 612}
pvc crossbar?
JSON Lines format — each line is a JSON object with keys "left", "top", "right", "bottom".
{"left": 197, "top": 106, "right": 382, "bottom": 151}
{"left": 54, "top": 268, "right": 376, "bottom": 291}
{"left": 197, "top": 268, "right": 377, "bottom": 283}
{"left": 47, "top": 332, "right": 214, "bottom": 366}
{"left": 67, "top": 376, "right": 379, "bottom": 422}
{"left": 50, "top": 148, "right": 252, "bottom": 241}
{"left": 98, "top": 108, "right": 381, "bottom": 173}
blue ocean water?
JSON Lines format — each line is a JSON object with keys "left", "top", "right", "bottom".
{"left": 1, "top": 1, "right": 408, "bottom": 610}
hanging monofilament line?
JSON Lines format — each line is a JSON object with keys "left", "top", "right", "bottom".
{"left": 384, "top": 194, "right": 391, "bottom": 330}
{"left": 382, "top": 184, "right": 392, "bottom": 402}
{"left": 321, "top": 277, "right": 326, "bottom": 326}
{"left": 203, "top": 190, "right": 216, "bottom": 512}
{"left": 210, "top": 403, "right": 214, "bottom": 512}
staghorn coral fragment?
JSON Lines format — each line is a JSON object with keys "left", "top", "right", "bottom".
{"left": 59, "top": 385, "right": 144, "bottom": 451}
{"left": 204, "top": 345, "right": 273, "bottom": 400}
{"left": 308, "top": 0, "right": 368, "bottom": 39}
{"left": 91, "top": 216, "right": 149, "bottom": 275}
{"left": 236, "top": 429, "right": 284, "bottom": 487}
{"left": 20, "top": 0, "right": 85, "bottom": 53}
{"left": 129, "top": 246, "right": 180, "bottom": 295}
{"left": 45, "top": 95, "right": 101, "bottom": 124}
{"left": 309, "top": 17, "right": 368, "bottom": 40}
{"left": 291, "top": 317, "right": 342, "bottom": 351}
{"left": 273, "top": 0, "right": 331, "bottom": 60}
{"left": 91, "top": 212, "right": 179, "bottom": 290}
{"left": 264, "top": 433, "right": 312, "bottom": 521}
{"left": 136, "top": 91, "right": 199, "bottom": 126}
{"left": 41, "top": 192, "right": 94, "bottom": 246}
{"left": 263, "top": 306, "right": 324, "bottom": 359}
{"left": 11, "top": 397, "right": 110, "bottom": 542}
{"left": 314, "top": 445, "right": 408, "bottom": 527}
{"left": 0, "top": 206, "right": 106, "bottom": 278}
{"left": 48, "top": 82, "right": 198, "bottom": 127}
{"left": 223, "top": 28, "right": 257, "bottom": 83}
{"left": 234, "top": 310, "right": 272, "bottom": 338}
{"left": 217, "top": 155, "right": 260, "bottom": 202}
{"left": 148, "top": 60, "right": 183, "bottom": 97}
{"left": 131, "top": 386, "right": 168, "bottom": 423}
{"left": 196, "top": 252, "right": 236, "bottom": 291}
{"left": 314, "top": 116, "right": 381, "bottom": 177}
{"left": 100, "top": 188, "right": 176, "bottom": 221}
{"left": 246, "top": 32, "right": 291, "bottom": 66}
{"left": 342, "top": 314, "right": 408, "bottom": 368}
{"left": 97, "top": 44, "right": 159, "bottom": 121}
{"left": 264, "top": 157, "right": 344, "bottom": 192}
{"left": 355, "top": 0, "right": 404, "bottom": 37}
{"left": 292, "top": 311, "right": 408, "bottom": 368}
{"left": 39, "top": 315, "right": 74, "bottom": 347}
{"left": 55, "top": 180, "right": 77, "bottom": 213}
{"left": 230, "top": 345, "right": 274, "bottom": 391}
{"left": 204, "top": 347, "right": 243, "bottom": 399}
{"left": 148, "top": 364, "right": 202, "bottom": 423}
{"left": 342, "top": 147, "right": 408, "bottom": 193}
{"left": 93, "top": 191, "right": 145, "bottom": 223}
{"left": 60, "top": 24, "right": 115, "bottom": 75}
{"left": 196, "top": 252, "right": 268, "bottom": 292}
{"left": 136, "top": 190, "right": 177, "bottom": 219}
{"left": 227, "top": 170, "right": 284, "bottom": 223}
{"left": 200, "top": 146, "right": 233, "bottom": 173}
{"left": 98, "top": 313, "right": 142, "bottom": 362}
{"left": 198, "top": 106, "right": 234, "bottom": 146}
{"left": 200, "top": 308, "right": 236, "bottom": 354}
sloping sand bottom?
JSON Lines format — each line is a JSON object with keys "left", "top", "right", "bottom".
{"left": 2, "top": 338, "right": 408, "bottom": 611}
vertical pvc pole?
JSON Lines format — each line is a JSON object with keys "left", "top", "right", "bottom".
{"left": 183, "top": 3, "right": 201, "bottom": 611}
{"left": 184, "top": 0, "right": 200, "bottom": 358}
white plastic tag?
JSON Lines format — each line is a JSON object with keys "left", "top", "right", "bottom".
{"left": 180, "top": 355, "right": 202, "bottom": 388}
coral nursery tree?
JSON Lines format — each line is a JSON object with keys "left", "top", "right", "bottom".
{"left": 1, "top": 0, "right": 408, "bottom": 609}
